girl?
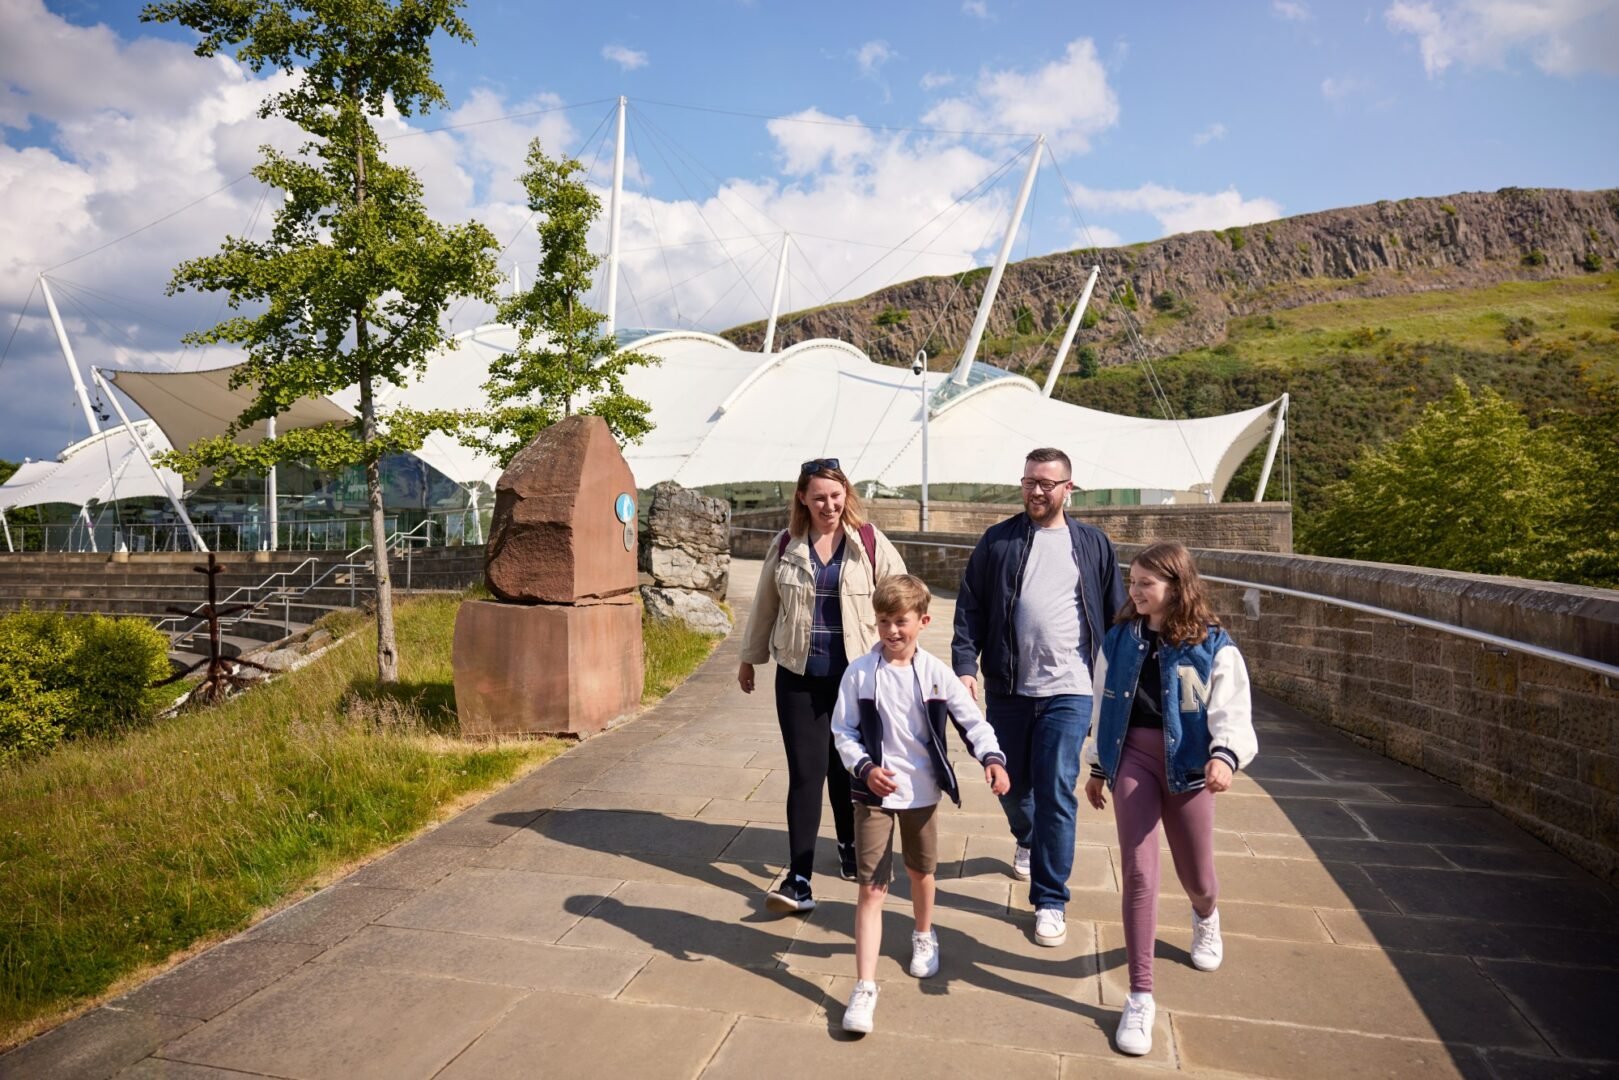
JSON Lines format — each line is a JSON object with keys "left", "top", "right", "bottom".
{"left": 1082, "top": 540, "right": 1256, "bottom": 1057}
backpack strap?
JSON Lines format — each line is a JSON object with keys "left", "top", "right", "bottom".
{"left": 859, "top": 523, "right": 878, "bottom": 569}
{"left": 775, "top": 529, "right": 790, "bottom": 558}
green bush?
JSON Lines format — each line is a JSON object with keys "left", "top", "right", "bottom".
{"left": 1013, "top": 305, "right": 1036, "bottom": 335}
{"left": 1151, "top": 290, "right": 1177, "bottom": 313}
{"left": 1522, "top": 249, "right": 1547, "bottom": 267}
{"left": 0, "top": 611, "right": 171, "bottom": 766}
{"left": 1501, "top": 316, "right": 1537, "bottom": 344}
{"left": 1079, "top": 306, "right": 1101, "bottom": 330}
{"left": 1440, "top": 203, "right": 1458, "bottom": 216}
{"left": 1074, "top": 346, "right": 1099, "bottom": 378}
{"left": 1580, "top": 251, "right": 1603, "bottom": 272}
{"left": 1120, "top": 280, "right": 1138, "bottom": 310}
{"left": 874, "top": 306, "right": 909, "bottom": 328}
{"left": 1227, "top": 227, "right": 1246, "bottom": 251}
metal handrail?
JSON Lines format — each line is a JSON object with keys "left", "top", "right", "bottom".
{"left": 347, "top": 518, "right": 436, "bottom": 560}
{"left": 157, "top": 557, "right": 372, "bottom": 649}
{"left": 728, "top": 525, "right": 1619, "bottom": 681}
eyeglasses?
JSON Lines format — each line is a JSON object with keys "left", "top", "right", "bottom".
{"left": 800, "top": 458, "right": 841, "bottom": 475}
{"left": 1019, "top": 477, "right": 1071, "bottom": 494}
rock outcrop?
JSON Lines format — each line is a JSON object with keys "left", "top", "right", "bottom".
{"left": 723, "top": 187, "right": 1619, "bottom": 371}
{"left": 638, "top": 481, "right": 731, "bottom": 635}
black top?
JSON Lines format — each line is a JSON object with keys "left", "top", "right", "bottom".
{"left": 802, "top": 537, "right": 848, "bottom": 678}
{"left": 1129, "top": 628, "right": 1164, "bottom": 730}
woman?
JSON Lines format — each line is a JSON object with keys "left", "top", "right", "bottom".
{"left": 738, "top": 458, "right": 906, "bottom": 914}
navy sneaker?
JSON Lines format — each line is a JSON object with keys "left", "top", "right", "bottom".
{"left": 838, "top": 842, "right": 859, "bottom": 882}
{"left": 766, "top": 873, "right": 816, "bottom": 914}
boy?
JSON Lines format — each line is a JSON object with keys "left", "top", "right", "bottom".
{"left": 830, "top": 575, "right": 1010, "bottom": 1034}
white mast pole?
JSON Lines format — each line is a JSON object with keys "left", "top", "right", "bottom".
{"left": 40, "top": 276, "right": 101, "bottom": 435}
{"left": 1, "top": 509, "right": 12, "bottom": 552}
{"left": 916, "top": 350, "right": 931, "bottom": 532}
{"left": 1254, "top": 393, "right": 1290, "bottom": 502}
{"left": 950, "top": 135, "right": 1045, "bottom": 386}
{"left": 91, "top": 368, "right": 208, "bottom": 552}
{"left": 762, "top": 234, "right": 791, "bottom": 354}
{"left": 265, "top": 414, "right": 278, "bottom": 551}
{"left": 511, "top": 261, "right": 521, "bottom": 298}
{"left": 604, "top": 96, "right": 627, "bottom": 338}
{"left": 1042, "top": 265, "right": 1100, "bottom": 398}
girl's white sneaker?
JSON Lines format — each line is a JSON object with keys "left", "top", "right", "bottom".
{"left": 1115, "top": 992, "right": 1156, "bottom": 1056}
{"left": 909, "top": 929, "right": 939, "bottom": 978}
{"left": 1191, "top": 907, "right": 1223, "bottom": 971}
{"left": 842, "top": 980, "right": 879, "bottom": 1034}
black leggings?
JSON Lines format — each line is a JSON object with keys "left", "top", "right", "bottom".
{"left": 774, "top": 666, "right": 855, "bottom": 880}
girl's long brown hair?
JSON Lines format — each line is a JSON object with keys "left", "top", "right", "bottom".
{"left": 787, "top": 463, "right": 867, "bottom": 539}
{"left": 1115, "top": 540, "right": 1218, "bottom": 646}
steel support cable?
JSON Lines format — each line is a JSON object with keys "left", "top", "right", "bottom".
{"left": 623, "top": 117, "right": 683, "bottom": 326}
{"left": 626, "top": 107, "right": 773, "bottom": 317}
{"left": 687, "top": 243, "right": 779, "bottom": 329}
{"left": 191, "top": 179, "right": 273, "bottom": 371}
{"left": 382, "top": 98, "right": 613, "bottom": 142}
{"left": 619, "top": 264, "right": 650, "bottom": 330}
{"left": 1043, "top": 146, "right": 1207, "bottom": 489}
{"left": 446, "top": 102, "right": 617, "bottom": 330}
{"left": 626, "top": 235, "right": 770, "bottom": 308}
{"left": 768, "top": 142, "right": 1032, "bottom": 353}
{"left": 635, "top": 96, "right": 1036, "bottom": 139}
{"left": 43, "top": 173, "right": 257, "bottom": 274}
{"left": 0, "top": 277, "right": 40, "bottom": 377}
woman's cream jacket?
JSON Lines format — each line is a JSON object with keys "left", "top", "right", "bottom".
{"left": 739, "top": 524, "right": 906, "bottom": 674}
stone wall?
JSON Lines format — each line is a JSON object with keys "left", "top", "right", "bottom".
{"left": 731, "top": 498, "right": 1292, "bottom": 553}
{"left": 1149, "top": 549, "right": 1619, "bottom": 886}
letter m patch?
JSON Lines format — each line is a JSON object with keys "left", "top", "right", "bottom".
{"left": 1177, "top": 666, "right": 1211, "bottom": 711}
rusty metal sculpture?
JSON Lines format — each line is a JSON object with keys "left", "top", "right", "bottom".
{"left": 157, "top": 553, "right": 271, "bottom": 705}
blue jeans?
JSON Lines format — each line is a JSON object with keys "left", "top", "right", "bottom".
{"left": 987, "top": 691, "right": 1092, "bottom": 911}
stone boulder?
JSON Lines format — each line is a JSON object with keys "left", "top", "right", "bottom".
{"left": 639, "top": 480, "right": 730, "bottom": 599}
{"left": 640, "top": 585, "right": 732, "bottom": 636}
{"left": 484, "top": 415, "right": 640, "bottom": 605}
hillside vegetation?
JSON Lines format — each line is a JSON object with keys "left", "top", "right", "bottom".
{"left": 723, "top": 188, "right": 1619, "bottom": 532}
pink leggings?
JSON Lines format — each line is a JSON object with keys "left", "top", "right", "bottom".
{"left": 1114, "top": 726, "right": 1219, "bottom": 993}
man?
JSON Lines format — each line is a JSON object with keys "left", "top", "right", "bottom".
{"left": 952, "top": 447, "right": 1125, "bottom": 947}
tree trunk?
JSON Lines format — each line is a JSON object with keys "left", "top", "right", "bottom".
{"left": 352, "top": 103, "right": 399, "bottom": 684}
{"left": 359, "top": 371, "right": 399, "bottom": 684}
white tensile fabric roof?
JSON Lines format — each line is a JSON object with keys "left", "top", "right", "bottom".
{"left": 0, "top": 421, "right": 184, "bottom": 511}
{"left": 103, "top": 325, "right": 1281, "bottom": 500}
{"left": 106, "top": 366, "right": 353, "bottom": 456}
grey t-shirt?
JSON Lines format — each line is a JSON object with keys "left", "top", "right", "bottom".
{"left": 1012, "top": 523, "right": 1094, "bottom": 697}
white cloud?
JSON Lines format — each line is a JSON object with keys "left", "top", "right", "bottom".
{"left": 1069, "top": 183, "right": 1283, "bottom": 236}
{"left": 601, "top": 44, "right": 648, "bottom": 71}
{"left": 962, "top": 1, "right": 992, "bottom": 18}
{"left": 1192, "top": 122, "right": 1227, "bottom": 146}
{"left": 920, "top": 71, "right": 956, "bottom": 91}
{"left": 1273, "top": 1, "right": 1312, "bottom": 20}
{"left": 923, "top": 38, "right": 1121, "bottom": 156}
{"left": 854, "top": 40, "right": 895, "bottom": 79}
{"left": 1320, "top": 75, "right": 1372, "bottom": 99}
{"left": 1072, "top": 225, "right": 1124, "bottom": 249}
{"left": 1385, "top": 0, "right": 1619, "bottom": 77}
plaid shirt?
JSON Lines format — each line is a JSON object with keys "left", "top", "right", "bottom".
{"left": 803, "top": 537, "right": 848, "bottom": 677}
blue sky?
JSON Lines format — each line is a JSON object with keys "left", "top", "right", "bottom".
{"left": 1, "top": 0, "right": 1616, "bottom": 462}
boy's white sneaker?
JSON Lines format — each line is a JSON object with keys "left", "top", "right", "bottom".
{"left": 1191, "top": 907, "right": 1223, "bottom": 971}
{"left": 1034, "top": 907, "right": 1067, "bottom": 947}
{"left": 1115, "top": 992, "right": 1156, "bottom": 1056}
{"left": 842, "top": 980, "right": 879, "bottom": 1034}
{"left": 909, "top": 929, "right": 940, "bottom": 978}
{"left": 1012, "top": 844, "right": 1032, "bottom": 880}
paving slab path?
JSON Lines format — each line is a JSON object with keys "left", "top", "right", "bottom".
{"left": 7, "top": 560, "right": 1619, "bottom": 1079}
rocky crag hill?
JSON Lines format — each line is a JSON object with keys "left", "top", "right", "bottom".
{"left": 723, "top": 187, "right": 1619, "bottom": 373}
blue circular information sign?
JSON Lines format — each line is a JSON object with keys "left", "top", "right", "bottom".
{"left": 614, "top": 492, "right": 635, "bottom": 523}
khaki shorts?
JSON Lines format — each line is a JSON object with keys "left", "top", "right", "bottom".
{"left": 853, "top": 802, "right": 940, "bottom": 885}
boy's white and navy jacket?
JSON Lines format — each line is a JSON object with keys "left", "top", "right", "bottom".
{"left": 832, "top": 644, "right": 1006, "bottom": 807}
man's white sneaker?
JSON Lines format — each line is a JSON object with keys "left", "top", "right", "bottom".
{"left": 842, "top": 980, "right": 879, "bottom": 1034}
{"left": 1034, "top": 907, "right": 1067, "bottom": 947}
{"left": 1012, "top": 844, "right": 1032, "bottom": 880}
{"left": 1191, "top": 907, "right": 1223, "bottom": 971}
{"left": 909, "top": 929, "right": 940, "bottom": 978}
{"left": 1114, "top": 992, "right": 1156, "bottom": 1056}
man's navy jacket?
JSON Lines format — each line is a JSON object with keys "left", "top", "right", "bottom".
{"left": 951, "top": 513, "right": 1127, "bottom": 696}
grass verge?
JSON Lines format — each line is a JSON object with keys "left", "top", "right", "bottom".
{"left": 0, "top": 591, "right": 722, "bottom": 1046}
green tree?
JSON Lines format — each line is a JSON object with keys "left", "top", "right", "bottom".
{"left": 1301, "top": 379, "right": 1584, "bottom": 581}
{"left": 143, "top": 0, "right": 502, "bottom": 682}
{"left": 460, "top": 144, "right": 655, "bottom": 465}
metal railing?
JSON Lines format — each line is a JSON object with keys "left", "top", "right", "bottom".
{"left": 729, "top": 525, "right": 1619, "bottom": 681}
{"left": 2, "top": 511, "right": 491, "bottom": 555}
{"left": 154, "top": 556, "right": 373, "bottom": 652}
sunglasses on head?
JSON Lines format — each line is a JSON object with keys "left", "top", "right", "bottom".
{"left": 800, "top": 458, "right": 841, "bottom": 475}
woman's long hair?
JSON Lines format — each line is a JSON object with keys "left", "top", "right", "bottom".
{"left": 1115, "top": 540, "right": 1217, "bottom": 646}
{"left": 787, "top": 463, "right": 866, "bottom": 539}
